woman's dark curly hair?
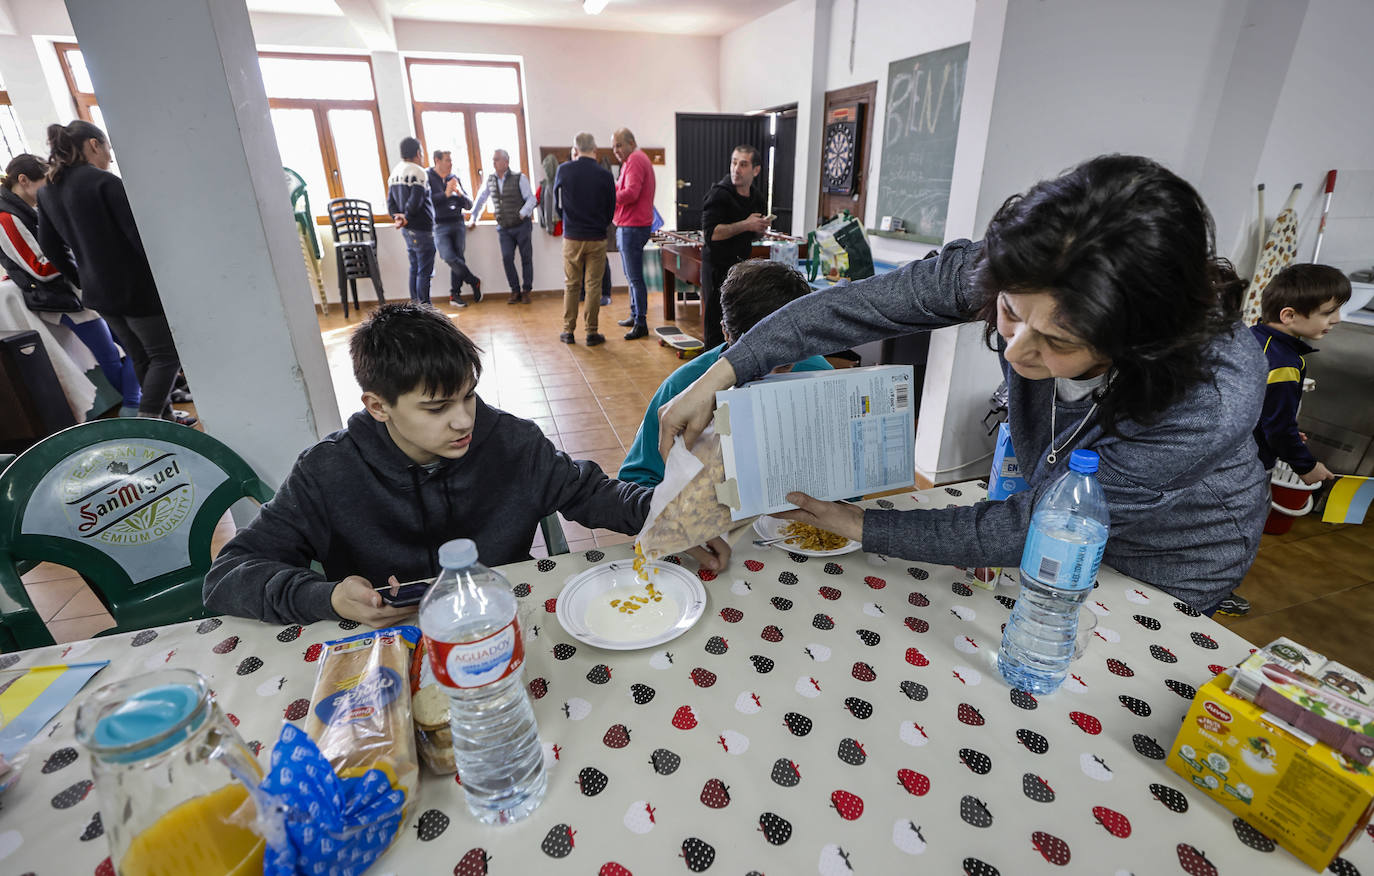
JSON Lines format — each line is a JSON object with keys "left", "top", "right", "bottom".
{"left": 970, "top": 154, "right": 1245, "bottom": 436}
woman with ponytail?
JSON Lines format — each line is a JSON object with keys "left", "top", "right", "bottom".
{"left": 36, "top": 120, "right": 192, "bottom": 425}
{"left": 1, "top": 153, "right": 141, "bottom": 414}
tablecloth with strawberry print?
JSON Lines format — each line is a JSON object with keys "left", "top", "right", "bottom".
{"left": 2, "top": 481, "right": 1371, "bottom": 876}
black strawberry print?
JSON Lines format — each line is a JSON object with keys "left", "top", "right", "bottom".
{"left": 995, "top": 594, "right": 1016, "bottom": 610}
{"left": 908, "top": 591, "right": 930, "bottom": 607}
{"left": 900, "top": 680, "right": 928, "bottom": 701}
{"left": 951, "top": 581, "right": 973, "bottom": 597}
{"left": 586, "top": 663, "right": 612, "bottom": 684}
{"left": 771, "top": 757, "right": 801, "bottom": 787}
{"left": 959, "top": 748, "right": 992, "bottom": 775}
{"left": 662, "top": 554, "right": 683, "bottom": 564}
{"left": 513, "top": 582, "right": 532, "bottom": 598}
{"left": 877, "top": 498, "right": 895, "bottom": 509}
{"left": 552, "top": 643, "right": 577, "bottom": 660}
{"left": 855, "top": 629, "right": 880, "bottom": 646}
{"left": 540, "top": 823, "right": 575, "bottom": 858}
{"left": 1149, "top": 783, "right": 1188, "bottom": 813}
{"left": 957, "top": 703, "right": 985, "bottom": 726}
{"left": 275, "top": 624, "right": 303, "bottom": 643}
{"left": 196, "top": 618, "right": 222, "bottom": 634}
{"left": 1016, "top": 728, "right": 1049, "bottom": 754}
{"left": 778, "top": 571, "right": 799, "bottom": 586}
{"left": 630, "top": 683, "right": 655, "bottom": 704}
{"left": 1165, "top": 679, "right": 1197, "bottom": 700}
{"left": 236, "top": 656, "right": 263, "bottom": 675}
{"left": 1133, "top": 614, "right": 1161, "bottom": 631}
{"left": 719, "top": 608, "right": 743, "bottom": 624}
{"left": 649, "top": 748, "right": 680, "bottom": 775}
{"left": 837, "top": 737, "right": 867, "bottom": 765}
{"left": 944, "top": 486, "right": 963, "bottom": 496}
{"left": 788, "top": 551, "right": 808, "bottom": 563}
{"left": 1232, "top": 817, "right": 1275, "bottom": 852}
{"left": 843, "top": 696, "right": 872, "bottom": 719}
{"left": 823, "top": 562, "right": 844, "bottom": 575}
{"left": 770, "top": 597, "right": 793, "bottom": 611}
{"left": 699, "top": 777, "right": 731, "bottom": 808}
{"left": 1190, "top": 631, "right": 1219, "bottom": 650}
{"left": 338, "top": 619, "right": 361, "bottom": 630}
{"left": 42, "top": 747, "right": 78, "bottom": 773}
{"left": 690, "top": 667, "right": 717, "bottom": 688}
{"left": 812, "top": 613, "right": 835, "bottom": 630}
{"left": 750, "top": 655, "right": 775, "bottom": 673}
{"left": 414, "top": 808, "right": 450, "bottom": 840}
{"left": 904, "top": 616, "right": 929, "bottom": 633}
{"left": 1118, "top": 695, "right": 1151, "bottom": 717}
{"left": 1022, "top": 772, "right": 1055, "bottom": 802}
{"left": 577, "top": 767, "right": 609, "bottom": 796}
{"left": 704, "top": 636, "right": 729, "bottom": 655}
{"left": 959, "top": 794, "right": 992, "bottom": 827}
{"left": 907, "top": 566, "right": 930, "bottom": 581}
{"left": 783, "top": 712, "right": 812, "bottom": 736}
{"left": 247, "top": 740, "right": 263, "bottom": 756}
{"left": 1092, "top": 805, "right": 1131, "bottom": 837}
{"left": 284, "top": 698, "right": 310, "bottom": 721}
{"left": 130, "top": 629, "right": 158, "bottom": 647}
{"left": 603, "top": 724, "right": 631, "bottom": 748}
{"left": 51, "top": 778, "right": 94, "bottom": 809}
{"left": 1327, "top": 859, "right": 1360, "bottom": 876}
{"left": 1009, "top": 689, "right": 1038, "bottom": 710}
{"left": 760, "top": 625, "right": 783, "bottom": 642}
{"left": 1031, "top": 831, "right": 1071, "bottom": 866}
{"left": 212, "top": 636, "right": 240, "bottom": 654}
{"left": 79, "top": 811, "right": 103, "bottom": 841}
{"left": 584, "top": 549, "right": 605, "bottom": 562}
{"left": 529, "top": 677, "right": 549, "bottom": 699}
{"left": 963, "top": 858, "right": 999, "bottom": 876}
{"left": 536, "top": 558, "right": 557, "bottom": 572}
{"left": 758, "top": 811, "right": 792, "bottom": 845}
{"left": 1173, "top": 600, "right": 1201, "bottom": 617}
{"left": 1106, "top": 658, "right": 1134, "bottom": 677}
{"left": 1131, "top": 733, "right": 1166, "bottom": 760}
{"left": 818, "top": 586, "right": 842, "bottom": 600}
{"left": 680, "top": 837, "right": 715, "bottom": 872}
{"left": 851, "top": 661, "right": 876, "bottom": 682}
{"left": 1149, "top": 644, "right": 1177, "bottom": 663}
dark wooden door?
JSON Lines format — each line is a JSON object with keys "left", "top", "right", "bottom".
{"left": 818, "top": 81, "right": 878, "bottom": 225}
{"left": 674, "top": 113, "right": 771, "bottom": 231}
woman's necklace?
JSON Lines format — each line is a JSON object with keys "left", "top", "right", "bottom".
{"left": 1047, "top": 396, "right": 1098, "bottom": 465}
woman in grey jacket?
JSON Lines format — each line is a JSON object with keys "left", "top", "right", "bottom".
{"left": 659, "top": 155, "right": 1268, "bottom": 614}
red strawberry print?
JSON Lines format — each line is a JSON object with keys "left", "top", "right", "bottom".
{"left": 1031, "top": 831, "right": 1071, "bottom": 866}
{"left": 699, "top": 778, "right": 731, "bottom": 808}
{"left": 698, "top": 568, "right": 717, "bottom": 582}
{"left": 599, "top": 864, "right": 632, "bottom": 876}
{"left": 1176, "top": 844, "right": 1217, "bottom": 876}
{"left": 829, "top": 789, "right": 864, "bottom": 820}
{"left": 303, "top": 643, "right": 323, "bottom": 663}
{"left": 1207, "top": 663, "right": 1226, "bottom": 676}
{"left": 529, "top": 677, "right": 548, "bottom": 699}
{"left": 603, "top": 724, "right": 631, "bottom": 748}
{"left": 904, "top": 616, "right": 929, "bottom": 633}
{"left": 212, "top": 636, "right": 239, "bottom": 654}
{"left": 690, "top": 667, "right": 717, "bottom": 688}
{"left": 95, "top": 859, "right": 115, "bottom": 876}
{"left": 761, "top": 625, "right": 783, "bottom": 643}
{"left": 908, "top": 591, "right": 930, "bottom": 607}
{"left": 544, "top": 597, "right": 558, "bottom": 613}
{"left": 851, "top": 661, "right": 876, "bottom": 682}
{"left": 863, "top": 576, "right": 886, "bottom": 589}
{"left": 1092, "top": 805, "right": 1131, "bottom": 837}
{"left": 671, "top": 705, "right": 697, "bottom": 730}
{"left": 744, "top": 559, "right": 764, "bottom": 572}
{"left": 226, "top": 712, "right": 240, "bottom": 727}
{"left": 818, "top": 586, "right": 842, "bottom": 600}
{"left": 1105, "top": 658, "right": 1134, "bottom": 677}
{"left": 897, "top": 768, "right": 930, "bottom": 796}
{"left": 284, "top": 698, "right": 310, "bottom": 721}
{"left": 1069, "top": 711, "right": 1102, "bottom": 735}
{"left": 719, "top": 607, "right": 743, "bottom": 623}
{"left": 956, "top": 703, "right": 984, "bottom": 726}
{"left": 904, "top": 648, "right": 929, "bottom": 667}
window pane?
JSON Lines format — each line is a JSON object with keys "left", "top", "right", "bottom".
{"left": 327, "top": 109, "right": 386, "bottom": 211}
{"left": 409, "top": 63, "right": 519, "bottom": 104}
{"left": 0, "top": 104, "right": 27, "bottom": 166}
{"left": 419, "top": 110, "right": 474, "bottom": 196}
{"left": 259, "top": 57, "right": 374, "bottom": 101}
{"left": 65, "top": 49, "right": 94, "bottom": 94}
{"left": 270, "top": 108, "right": 331, "bottom": 213}
{"left": 86, "top": 104, "right": 121, "bottom": 176}
{"left": 475, "top": 112, "right": 521, "bottom": 178}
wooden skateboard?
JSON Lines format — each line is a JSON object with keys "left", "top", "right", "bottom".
{"left": 654, "top": 326, "right": 704, "bottom": 359}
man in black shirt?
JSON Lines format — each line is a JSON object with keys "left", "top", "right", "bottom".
{"left": 427, "top": 149, "right": 482, "bottom": 307}
{"left": 700, "top": 145, "right": 769, "bottom": 348}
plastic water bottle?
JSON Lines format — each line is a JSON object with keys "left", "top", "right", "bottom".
{"left": 998, "top": 449, "right": 1110, "bottom": 694}
{"left": 419, "top": 539, "right": 547, "bottom": 824}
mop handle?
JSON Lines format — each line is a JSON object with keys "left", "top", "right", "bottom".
{"left": 1312, "top": 170, "right": 1337, "bottom": 262}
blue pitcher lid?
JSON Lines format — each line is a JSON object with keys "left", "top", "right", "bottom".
{"left": 93, "top": 683, "right": 206, "bottom": 762}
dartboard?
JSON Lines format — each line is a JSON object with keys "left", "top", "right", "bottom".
{"left": 823, "top": 121, "right": 858, "bottom": 194}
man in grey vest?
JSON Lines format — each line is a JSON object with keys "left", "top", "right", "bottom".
{"left": 470, "top": 148, "right": 537, "bottom": 304}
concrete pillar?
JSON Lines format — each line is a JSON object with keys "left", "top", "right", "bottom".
{"left": 62, "top": 0, "right": 341, "bottom": 496}
{"left": 370, "top": 50, "right": 414, "bottom": 158}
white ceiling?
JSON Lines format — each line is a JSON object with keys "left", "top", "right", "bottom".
{"left": 244, "top": 0, "right": 794, "bottom": 37}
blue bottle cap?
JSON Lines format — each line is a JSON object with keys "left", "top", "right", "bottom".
{"left": 1068, "top": 449, "right": 1099, "bottom": 473}
{"left": 439, "top": 538, "right": 478, "bottom": 569}
{"left": 92, "top": 683, "right": 206, "bottom": 763}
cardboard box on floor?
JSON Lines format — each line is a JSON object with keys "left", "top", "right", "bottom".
{"left": 1169, "top": 672, "right": 1374, "bottom": 871}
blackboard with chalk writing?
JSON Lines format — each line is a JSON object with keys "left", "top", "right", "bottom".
{"left": 876, "top": 44, "right": 969, "bottom": 244}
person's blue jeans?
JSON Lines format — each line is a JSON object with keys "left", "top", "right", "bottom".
{"left": 403, "top": 228, "right": 436, "bottom": 304}
{"left": 434, "top": 222, "right": 479, "bottom": 295}
{"left": 61, "top": 313, "right": 140, "bottom": 408}
{"left": 497, "top": 218, "right": 534, "bottom": 292}
{"left": 617, "top": 225, "right": 652, "bottom": 327}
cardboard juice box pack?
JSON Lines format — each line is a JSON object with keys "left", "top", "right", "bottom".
{"left": 1169, "top": 672, "right": 1374, "bottom": 871}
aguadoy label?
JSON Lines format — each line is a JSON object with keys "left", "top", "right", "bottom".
{"left": 60, "top": 444, "right": 194, "bottom": 546}
{"left": 425, "top": 618, "right": 525, "bottom": 689}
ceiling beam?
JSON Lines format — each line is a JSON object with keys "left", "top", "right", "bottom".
{"left": 0, "top": 0, "right": 17, "bottom": 37}
{"left": 334, "top": 0, "right": 395, "bottom": 52}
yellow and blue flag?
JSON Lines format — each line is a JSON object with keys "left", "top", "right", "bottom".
{"left": 1323, "top": 475, "right": 1373, "bottom": 525}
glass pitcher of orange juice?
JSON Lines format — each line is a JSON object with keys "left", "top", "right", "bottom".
{"left": 75, "top": 668, "right": 265, "bottom": 876}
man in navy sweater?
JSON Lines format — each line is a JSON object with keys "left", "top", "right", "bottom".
{"left": 386, "top": 137, "right": 435, "bottom": 304}
{"left": 427, "top": 148, "right": 482, "bottom": 307}
{"left": 553, "top": 132, "right": 615, "bottom": 345}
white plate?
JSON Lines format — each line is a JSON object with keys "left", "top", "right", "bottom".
{"left": 556, "top": 560, "right": 707, "bottom": 651}
{"left": 753, "top": 515, "right": 861, "bottom": 558}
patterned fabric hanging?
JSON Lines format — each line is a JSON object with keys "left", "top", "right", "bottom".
{"left": 1243, "top": 183, "right": 1302, "bottom": 326}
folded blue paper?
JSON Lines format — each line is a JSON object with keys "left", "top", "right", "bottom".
{"left": 260, "top": 722, "right": 406, "bottom": 876}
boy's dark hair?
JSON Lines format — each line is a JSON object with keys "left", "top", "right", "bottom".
{"left": 400, "top": 137, "right": 422, "bottom": 160}
{"left": 732, "top": 144, "right": 762, "bottom": 167}
{"left": 720, "top": 259, "right": 811, "bottom": 345}
{"left": 349, "top": 302, "right": 482, "bottom": 404}
{"left": 970, "top": 153, "right": 1245, "bottom": 436}
{"left": 46, "top": 120, "right": 107, "bottom": 184}
{"left": 1261, "top": 263, "right": 1351, "bottom": 323}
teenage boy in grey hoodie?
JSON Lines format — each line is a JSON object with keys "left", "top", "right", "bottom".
{"left": 205, "top": 303, "right": 675, "bottom": 626}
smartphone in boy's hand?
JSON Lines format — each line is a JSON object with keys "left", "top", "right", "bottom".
{"left": 374, "top": 576, "right": 436, "bottom": 607}
{"left": 331, "top": 576, "right": 417, "bottom": 626}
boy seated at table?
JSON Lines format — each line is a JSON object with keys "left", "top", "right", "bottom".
{"left": 206, "top": 302, "right": 674, "bottom": 627}
{"left": 618, "top": 258, "right": 833, "bottom": 486}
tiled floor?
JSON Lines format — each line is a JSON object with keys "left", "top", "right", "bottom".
{"left": 17, "top": 289, "right": 1374, "bottom": 675}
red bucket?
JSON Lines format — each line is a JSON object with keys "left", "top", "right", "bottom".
{"left": 1264, "top": 463, "right": 1319, "bottom": 535}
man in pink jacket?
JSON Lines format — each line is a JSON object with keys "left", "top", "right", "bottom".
{"left": 611, "top": 128, "right": 656, "bottom": 340}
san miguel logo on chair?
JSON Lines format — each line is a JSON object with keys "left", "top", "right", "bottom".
{"left": 61, "top": 445, "right": 194, "bottom": 545}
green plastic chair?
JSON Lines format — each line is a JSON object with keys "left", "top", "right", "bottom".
{"left": 285, "top": 166, "right": 321, "bottom": 260}
{"left": 0, "top": 419, "right": 272, "bottom": 651}
{"left": 540, "top": 514, "right": 569, "bottom": 557}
